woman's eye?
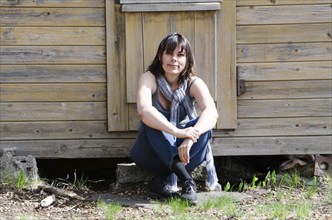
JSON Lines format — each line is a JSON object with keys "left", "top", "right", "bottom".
{"left": 178, "top": 53, "right": 185, "bottom": 57}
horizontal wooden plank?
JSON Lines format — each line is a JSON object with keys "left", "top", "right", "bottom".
{"left": 237, "top": 61, "right": 332, "bottom": 81}
{"left": 237, "top": 23, "right": 332, "bottom": 44}
{"left": 237, "top": 43, "right": 331, "bottom": 63}
{"left": 215, "top": 117, "right": 331, "bottom": 137}
{"left": 0, "top": 121, "right": 137, "bottom": 140}
{"left": 2, "top": 117, "right": 330, "bottom": 140}
{"left": 212, "top": 136, "right": 332, "bottom": 156}
{"left": 0, "top": 83, "right": 106, "bottom": 102}
{"left": 0, "top": 102, "right": 107, "bottom": 121}
{"left": 1, "top": 135, "right": 331, "bottom": 158}
{"left": 237, "top": 5, "right": 332, "bottom": 25}
{"left": 238, "top": 99, "right": 332, "bottom": 118}
{"left": 0, "top": 46, "right": 106, "bottom": 64}
{"left": 239, "top": 80, "right": 332, "bottom": 100}
{"left": 120, "top": 0, "right": 221, "bottom": 3}
{"left": 0, "top": 0, "right": 105, "bottom": 7}
{"left": 0, "top": 8, "right": 105, "bottom": 27}
{"left": 0, "top": 65, "right": 106, "bottom": 83}
{"left": 0, "top": 139, "right": 133, "bottom": 158}
{"left": 237, "top": 0, "right": 332, "bottom": 6}
{"left": 122, "top": 3, "right": 221, "bottom": 12}
{"left": 0, "top": 27, "right": 105, "bottom": 46}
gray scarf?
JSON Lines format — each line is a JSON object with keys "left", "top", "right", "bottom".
{"left": 156, "top": 75, "right": 196, "bottom": 125}
{"left": 156, "top": 75, "right": 220, "bottom": 191}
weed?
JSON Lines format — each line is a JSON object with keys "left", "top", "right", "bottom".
{"left": 201, "top": 196, "right": 242, "bottom": 218}
{"left": 306, "top": 176, "right": 317, "bottom": 199}
{"left": 97, "top": 200, "right": 122, "bottom": 220}
{"left": 16, "top": 171, "right": 29, "bottom": 189}
{"left": 224, "top": 181, "right": 231, "bottom": 192}
{"left": 294, "top": 202, "right": 312, "bottom": 220}
{"left": 328, "top": 176, "right": 332, "bottom": 204}
{"left": 167, "top": 197, "right": 189, "bottom": 213}
{"left": 73, "top": 172, "right": 89, "bottom": 190}
{"left": 251, "top": 175, "right": 259, "bottom": 189}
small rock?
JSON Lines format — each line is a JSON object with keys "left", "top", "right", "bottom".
{"left": 40, "top": 195, "right": 56, "bottom": 208}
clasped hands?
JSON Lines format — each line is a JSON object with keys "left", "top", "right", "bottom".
{"left": 175, "top": 126, "right": 200, "bottom": 165}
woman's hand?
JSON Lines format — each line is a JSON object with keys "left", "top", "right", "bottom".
{"left": 174, "top": 127, "right": 199, "bottom": 142}
{"left": 178, "top": 139, "right": 194, "bottom": 165}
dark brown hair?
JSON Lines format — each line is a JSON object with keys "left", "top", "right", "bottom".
{"left": 147, "top": 33, "right": 196, "bottom": 84}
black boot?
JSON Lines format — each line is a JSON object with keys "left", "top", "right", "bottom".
{"left": 148, "top": 177, "right": 179, "bottom": 199}
{"left": 181, "top": 179, "right": 197, "bottom": 204}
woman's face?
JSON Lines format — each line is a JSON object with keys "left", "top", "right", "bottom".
{"left": 161, "top": 45, "right": 187, "bottom": 77}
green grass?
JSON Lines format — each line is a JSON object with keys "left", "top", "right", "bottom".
{"left": 97, "top": 200, "right": 122, "bottom": 220}
{"left": 201, "top": 196, "right": 242, "bottom": 218}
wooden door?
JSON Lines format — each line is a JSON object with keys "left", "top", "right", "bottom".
{"left": 106, "top": 0, "right": 237, "bottom": 131}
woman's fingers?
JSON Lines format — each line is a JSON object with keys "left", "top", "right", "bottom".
{"left": 178, "top": 139, "right": 193, "bottom": 164}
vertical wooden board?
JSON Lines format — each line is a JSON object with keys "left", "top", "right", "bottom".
{"left": 216, "top": 0, "right": 237, "bottom": 129}
{"left": 126, "top": 13, "right": 144, "bottom": 103}
{"left": 170, "top": 12, "right": 196, "bottom": 51}
{"left": 142, "top": 12, "right": 171, "bottom": 70}
{"left": 194, "top": 11, "right": 216, "bottom": 99}
{"left": 106, "top": 0, "right": 128, "bottom": 131}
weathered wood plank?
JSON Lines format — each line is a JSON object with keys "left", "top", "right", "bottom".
{"left": 0, "top": 27, "right": 105, "bottom": 46}
{"left": 0, "top": 102, "right": 107, "bottom": 121}
{"left": 125, "top": 13, "right": 143, "bottom": 103}
{"left": 0, "top": 121, "right": 137, "bottom": 140}
{"left": 121, "top": 3, "right": 221, "bottom": 12}
{"left": 1, "top": 136, "right": 331, "bottom": 158}
{"left": 0, "top": 139, "right": 134, "bottom": 158}
{"left": 0, "top": 65, "right": 106, "bottom": 83}
{"left": 0, "top": 0, "right": 105, "bottom": 7}
{"left": 0, "top": 46, "right": 105, "bottom": 64}
{"left": 237, "top": 5, "right": 332, "bottom": 25}
{"left": 106, "top": 0, "right": 128, "bottom": 131}
{"left": 142, "top": 12, "right": 171, "bottom": 69}
{"left": 211, "top": 136, "right": 332, "bottom": 156}
{"left": 194, "top": 11, "right": 216, "bottom": 99}
{"left": 239, "top": 80, "right": 332, "bottom": 100}
{"left": 120, "top": 0, "right": 221, "bottom": 3}
{"left": 237, "top": 23, "right": 332, "bottom": 44}
{"left": 216, "top": 0, "right": 237, "bottom": 129}
{"left": 237, "top": 61, "right": 332, "bottom": 81}
{"left": 0, "top": 83, "right": 106, "bottom": 102}
{"left": 0, "top": 8, "right": 105, "bottom": 27}
{"left": 237, "top": 43, "right": 331, "bottom": 63}
{"left": 2, "top": 117, "right": 330, "bottom": 140}
{"left": 237, "top": 0, "right": 332, "bottom": 6}
{"left": 215, "top": 117, "right": 331, "bottom": 137}
{"left": 170, "top": 11, "right": 195, "bottom": 44}
{"left": 238, "top": 99, "right": 332, "bottom": 118}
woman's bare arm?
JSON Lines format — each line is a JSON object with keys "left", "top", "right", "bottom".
{"left": 136, "top": 72, "right": 199, "bottom": 140}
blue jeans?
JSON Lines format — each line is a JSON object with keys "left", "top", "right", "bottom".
{"left": 130, "top": 118, "right": 212, "bottom": 177}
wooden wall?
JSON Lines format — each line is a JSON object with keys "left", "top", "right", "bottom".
{"left": 0, "top": 0, "right": 134, "bottom": 158}
{"left": 0, "top": 0, "right": 331, "bottom": 158}
{"left": 215, "top": 0, "right": 332, "bottom": 155}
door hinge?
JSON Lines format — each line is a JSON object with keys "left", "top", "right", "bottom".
{"left": 236, "top": 66, "right": 245, "bottom": 96}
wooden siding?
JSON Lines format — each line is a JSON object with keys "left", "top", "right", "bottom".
{"left": 1, "top": 0, "right": 331, "bottom": 158}
{"left": 0, "top": 0, "right": 119, "bottom": 158}
{"left": 232, "top": 0, "right": 332, "bottom": 155}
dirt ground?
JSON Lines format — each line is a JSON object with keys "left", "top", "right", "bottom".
{"left": 0, "top": 177, "right": 331, "bottom": 220}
